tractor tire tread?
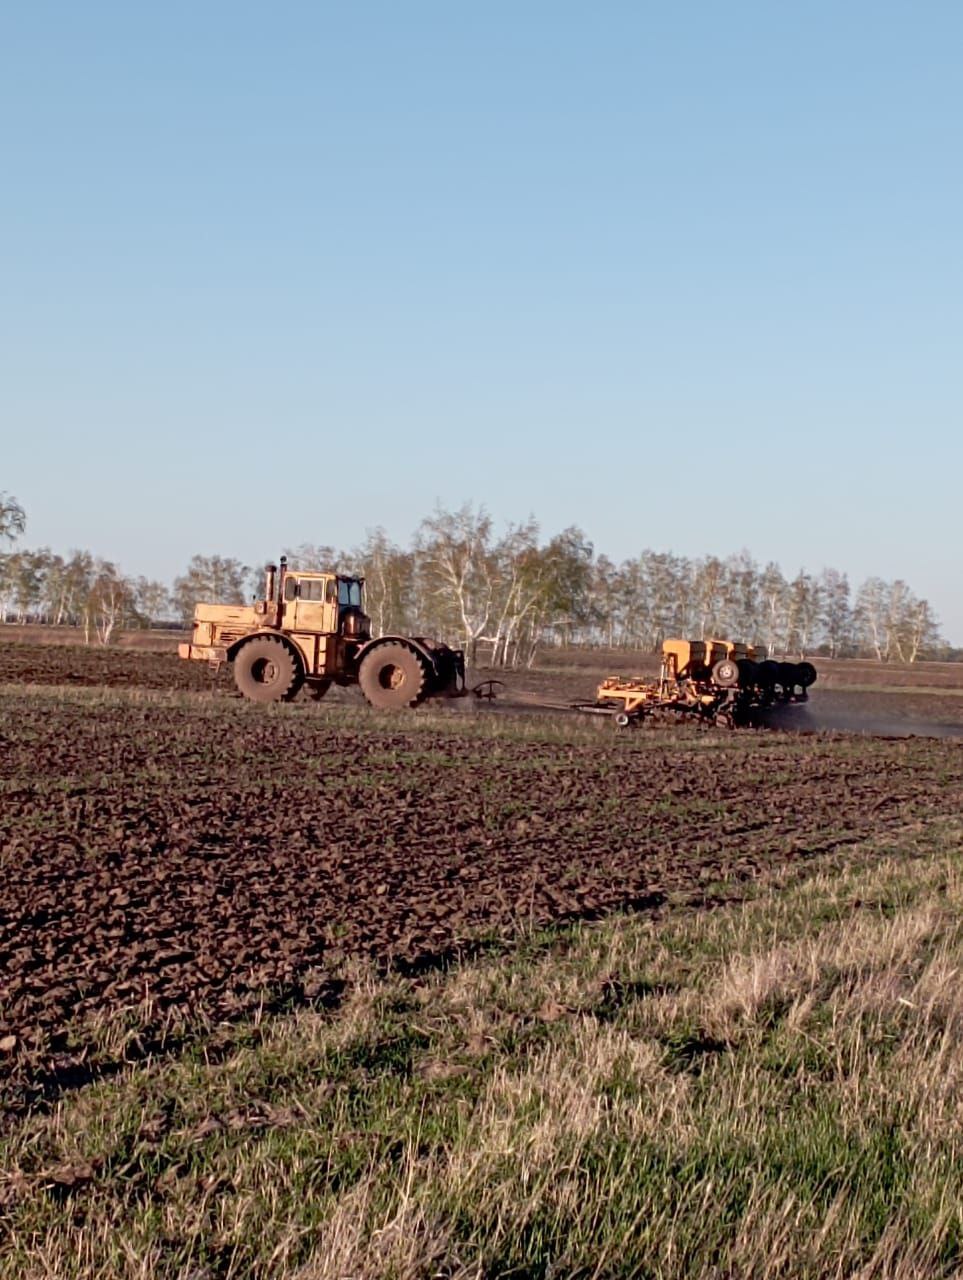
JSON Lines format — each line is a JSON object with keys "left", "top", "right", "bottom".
{"left": 358, "top": 641, "right": 429, "bottom": 710}
{"left": 233, "top": 636, "right": 303, "bottom": 704}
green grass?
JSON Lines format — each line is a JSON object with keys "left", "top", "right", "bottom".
{"left": 3, "top": 818, "right": 963, "bottom": 1278}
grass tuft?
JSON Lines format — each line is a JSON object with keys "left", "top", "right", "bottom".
{"left": 3, "top": 822, "right": 963, "bottom": 1276}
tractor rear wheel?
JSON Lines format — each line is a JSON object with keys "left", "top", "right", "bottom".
{"left": 358, "top": 642, "right": 428, "bottom": 709}
{"left": 233, "top": 637, "right": 302, "bottom": 703}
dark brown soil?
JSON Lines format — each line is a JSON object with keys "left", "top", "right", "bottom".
{"left": 0, "top": 624, "right": 185, "bottom": 650}
{"left": 2, "top": 687, "right": 963, "bottom": 1120}
{"left": 2, "top": 639, "right": 963, "bottom": 1120}
{"left": 4, "top": 637, "right": 962, "bottom": 722}
{"left": 0, "top": 641, "right": 223, "bottom": 691}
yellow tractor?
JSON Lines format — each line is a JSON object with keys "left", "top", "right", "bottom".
{"left": 178, "top": 557, "right": 465, "bottom": 708}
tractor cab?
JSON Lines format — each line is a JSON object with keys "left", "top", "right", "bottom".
{"left": 275, "top": 568, "right": 370, "bottom": 641}
{"left": 280, "top": 571, "right": 338, "bottom": 633}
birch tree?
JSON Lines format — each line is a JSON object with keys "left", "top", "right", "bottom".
{"left": 0, "top": 493, "right": 26, "bottom": 544}
{"left": 351, "top": 529, "right": 414, "bottom": 637}
{"left": 884, "top": 583, "right": 941, "bottom": 663}
{"left": 904, "top": 598, "right": 940, "bottom": 662}
{"left": 62, "top": 552, "right": 95, "bottom": 629}
{"left": 591, "top": 555, "right": 621, "bottom": 646}
{"left": 479, "top": 519, "right": 541, "bottom": 664}
{"left": 783, "top": 572, "right": 822, "bottom": 657}
{"left": 132, "top": 577, "right": 172, "bottom": 624}
{"left": 282, "top": 543, "right": 341, "bottom": 572}
{"left": 172, "top": 555, "right": 251, "bottom": 622}
{"left": 819, "top": 568, "right": 852, "bottom": 657}
{"left": 86, "top": 561, "right": 138, "bottom": 644}
{"left": 415, "top": 504, "right": 495, "bottom": 660}
{"left": 758, "top": 563, "right": 788, "bottom": 656}
{"left": 692, "top": 556, "right": 726, "bottom": 639}
{"left": 854, "top": 578, "right": 889, "bottom": 661}
{"left": 725, "top": 551, "right": 761, "bottom": 644}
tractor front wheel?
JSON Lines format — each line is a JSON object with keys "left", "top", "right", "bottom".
{"left": 358, "top": 642, "right": 428, "bottom": 709}
{"left": 233, "top": 637, "right": 303, "bottom": 703}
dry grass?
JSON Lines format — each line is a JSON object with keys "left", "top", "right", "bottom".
{"left": 2, "top": 821, "right": 963, "bottom": 1278}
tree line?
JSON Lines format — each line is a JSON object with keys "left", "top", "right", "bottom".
{"left": 0, "top": 492, "right": 949, "bottom": 663}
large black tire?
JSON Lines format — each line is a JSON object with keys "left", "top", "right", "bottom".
{"left": 736, "top": 658, "right": 758, "bottom": 689}
{"left": 712, "top": 658, "right": 740, "bottom": 688}
{"left": 796, "top": 661, "right": 817, "bottom": 689}
{"left": 233, "top": 637, "right": 303, "bottom": 704}
{"left": 358, "top": 642, "right": 428, "bottom": 709}
{"left": 776, "top": 662, "right": 799, "bottom": 700}
{"left": 756, "top": 660, "right": 779, "bottom": 691}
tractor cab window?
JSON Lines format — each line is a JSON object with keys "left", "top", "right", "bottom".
{"left": 338, "top": 579, "right": 363, "bottom": 608}
{"left": 284, "top": 576, "right": 332, "bottom": 602}
{"left": 298, "top": 578, "right": 329, "bottom": 603}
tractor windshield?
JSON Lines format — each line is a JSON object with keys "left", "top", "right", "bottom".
{"left": 338, "top": 578, "right": 364, "bottom": 608}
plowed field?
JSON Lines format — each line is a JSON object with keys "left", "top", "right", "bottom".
{"left": 5, "top": 639, "right": 963, "bottom": 729}
{"left": 0, "top": 641, "right": 221, "bottom": 691}
{"left": 2, "top": 641, "right": 963, "bottom": 1121}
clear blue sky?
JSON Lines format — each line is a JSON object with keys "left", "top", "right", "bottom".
{"left": 2, "top": 2, "right": 961, "bottom": 639}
